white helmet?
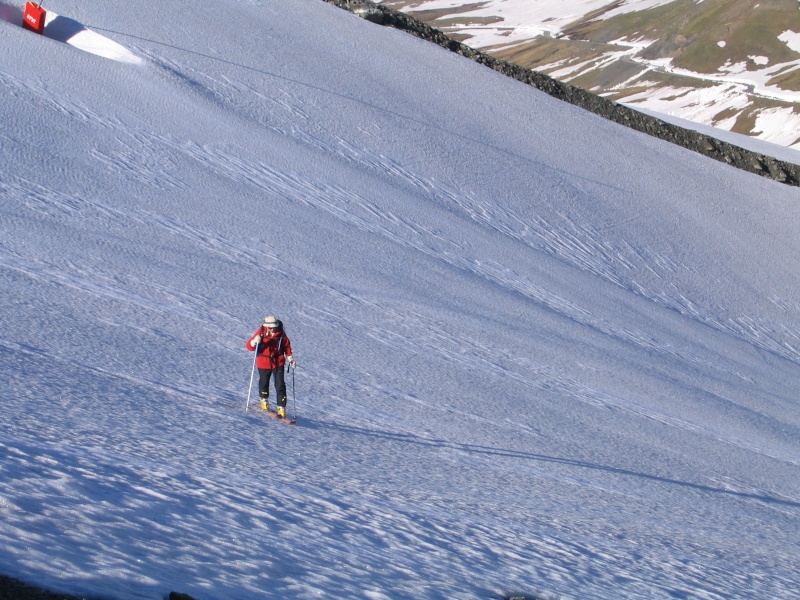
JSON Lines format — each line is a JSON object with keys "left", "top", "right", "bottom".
{"left": 263, "top": 315, "right": 279, "bottom": 328}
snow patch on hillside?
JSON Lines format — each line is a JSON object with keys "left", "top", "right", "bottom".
{"left": 753, "top": 107, "right": 800, "bottom": 146}
{"left": 779, "top": 30, "right": 800, "bottom": 53}
{"left": 393, "top": 0, "right": 679, "bottom": 46}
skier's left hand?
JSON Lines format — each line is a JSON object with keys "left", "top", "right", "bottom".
{"left": 288, "top": 356, "right": 297, "bottom": 369}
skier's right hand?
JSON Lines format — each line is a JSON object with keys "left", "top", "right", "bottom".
{"left": 251, "top": 334, "right": 262, "bottom": 347}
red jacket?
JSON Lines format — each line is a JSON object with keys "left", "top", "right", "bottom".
{"left": 246, "top": 327, "right": 292, "bottom": 370}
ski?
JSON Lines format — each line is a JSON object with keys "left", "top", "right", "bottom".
{"left": 263, "top": 409, "right": 297, "bottom": 425}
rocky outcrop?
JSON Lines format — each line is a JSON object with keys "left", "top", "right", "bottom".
{"left": 0, "top": 573, "right": 197, "bottom": 600}
{"left": 324, "top": 0, "right": 800, "bottom": 186}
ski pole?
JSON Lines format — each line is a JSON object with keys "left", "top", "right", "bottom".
{"left": 245, "top": 344, "right": 257, "bottom": 412}
{"left": 291, "top": 363, "right": 296, "bottom": 421}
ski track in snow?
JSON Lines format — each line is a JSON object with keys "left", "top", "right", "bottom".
{"left": 8, "top": 49, "right": 797, "bottom": 372}
{"left": 135, "top": 54, "right": 800, "bottom": 370}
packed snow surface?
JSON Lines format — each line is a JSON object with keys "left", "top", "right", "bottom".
{"left": 1, "top": 1, "right": 799, "bottom": 599}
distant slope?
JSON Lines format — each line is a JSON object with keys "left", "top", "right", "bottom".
{"left": 339, "top": 0, "right": 800, "bottom": 184}
{"left": 380, "top": 0, "right": 800, "bottom": 150}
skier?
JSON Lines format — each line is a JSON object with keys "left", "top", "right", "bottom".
{"left": 246, "top": 315, "right": 296, "bottom": 418}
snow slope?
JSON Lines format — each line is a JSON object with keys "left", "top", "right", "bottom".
{"left": 1, "top": 0, "right": 799, "bottom": 599}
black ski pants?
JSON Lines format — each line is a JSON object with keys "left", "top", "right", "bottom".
{"left": 258, "top": 367, "right": 287, "bottom": 408}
